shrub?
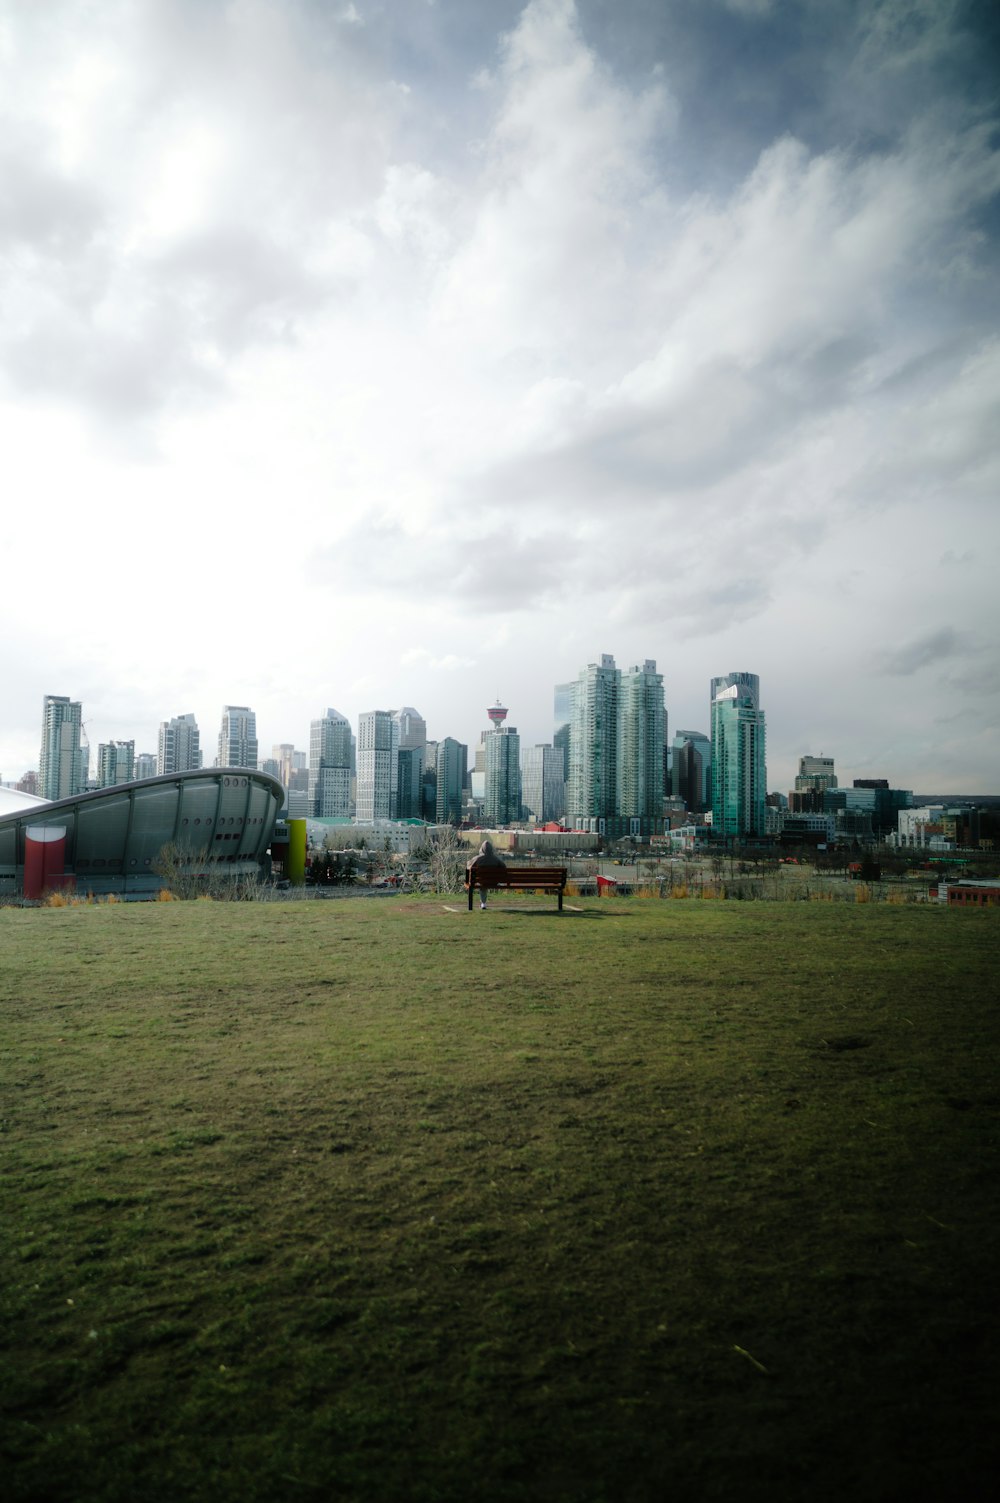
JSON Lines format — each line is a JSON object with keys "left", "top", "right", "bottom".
{"left": 153, "top": 842, "right": 264, "bottom": 901}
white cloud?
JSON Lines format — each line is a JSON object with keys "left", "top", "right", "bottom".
{"left": 401, "top": 649, "right": 477, "bottom": 672}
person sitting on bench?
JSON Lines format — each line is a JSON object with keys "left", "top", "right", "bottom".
{"left": 466, "top": 839, "right": 506, "bottom": 910}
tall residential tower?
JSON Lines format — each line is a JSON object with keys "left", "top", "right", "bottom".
{"left": 217, "top": 706, "right": 258, "bottom": 770}
{"left": 158, "top": 713, "right": 201, "bottom": 775}
{"left": 710, "top": 672, "right": 767, "bottom": 840}
{"left": 39, "top": 695, "right": 86, "bottom": 800}
{"left": 357, "top": 711, "right": 398, "bottom": 821}
{"left": 309, "top": 709, "right": 352, "bottom": 818}
{"left": 566, "top": 655, "right": 619, "bottom": 828}
{"left": 618, "top": 660, "right": 666, "bottom": 821}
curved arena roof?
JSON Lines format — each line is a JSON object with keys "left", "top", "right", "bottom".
{"left": 0, "top": 768, "right": 284, "bottom": 900}
{"left": 0, "top": 786, "right": 50, "bottom": 816}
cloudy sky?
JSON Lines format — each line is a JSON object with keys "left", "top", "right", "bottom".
{"left": 2, "top": 0, "right": 998, "bottom": 795}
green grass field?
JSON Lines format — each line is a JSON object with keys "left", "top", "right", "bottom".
{"left": 2, "top": 897, "right": 998, "bottom": 1502}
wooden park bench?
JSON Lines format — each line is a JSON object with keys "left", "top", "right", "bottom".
{"left": 465, "top": 865, "right": 569, "bottom": 911}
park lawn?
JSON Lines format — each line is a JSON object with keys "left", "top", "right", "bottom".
{"left": 1, "top": 896, "right": 998, "bottom": 1503}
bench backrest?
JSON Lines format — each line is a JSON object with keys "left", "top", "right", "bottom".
{"left": 467, "top": 866, "right": 567, "bottom": 887}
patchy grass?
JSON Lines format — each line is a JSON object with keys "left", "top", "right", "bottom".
{"left": 1, "top": 898, "right": 998, "bottom": 1503}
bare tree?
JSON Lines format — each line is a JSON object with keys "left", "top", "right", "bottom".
{"left": 427, "top": 826, "right": 467, "bottom": 894}
{"left": 154, "top": 842, "right": 264, "bottom": 901}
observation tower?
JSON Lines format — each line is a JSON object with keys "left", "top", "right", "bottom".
{"left": 487, "top": 700, "right": 508, "bottom": 728}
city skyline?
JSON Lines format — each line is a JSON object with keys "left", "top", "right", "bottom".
{"left": 2, "top": 1, "right": 998, "bottom": 796}
{"left": 8, "top": 661, "right": 995, "bottom": 804}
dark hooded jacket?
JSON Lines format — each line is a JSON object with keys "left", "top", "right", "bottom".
{"left": 467, "top": 838, "right": 506, "bottom": 872}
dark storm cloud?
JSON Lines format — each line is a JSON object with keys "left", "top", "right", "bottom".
{"left": 315, "top": 497, "right": 786, "bottom": 641}
{"left": 877, "top": 627, "right": 972, "bottom": 676}
{"left": 465, "top": 337, "right": 876, "bottom": 519}
{"left": 575, "top": 0, "right": 1000, "bottom": 189}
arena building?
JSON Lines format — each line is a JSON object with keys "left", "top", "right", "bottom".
{"left": 0, "top": 769, "right": 284, "bottom": 900}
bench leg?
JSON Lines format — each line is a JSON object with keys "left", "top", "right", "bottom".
{"left": 558, "top": 889, "right": 563, "bottom": 911}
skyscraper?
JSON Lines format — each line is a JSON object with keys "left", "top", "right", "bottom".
{"left": 158, "top": 714, "right": 201, "bottom": 775}
{"left": 485, "top": 724, "right": 520, "bottom": 826}
{"left": 618, "top": 660, "right": 666, "bottom": 821}
{"left": 357, "top": 711, "right": 398, "bottom": 820}
{"left": 393, "top": 706, "right": 427, "bottom": 750}
{"left": 309, "top": 709, "right": 352, "bottom": 818}
{"left": 217, "top": 706, "right": 258, "bottom": 770}
{"left": 39, "top": 695, "right": 86, "bottom": 800}
{"left": 97, "top": 740, "right": 135, "bottom": 787}
{"left": 710, "top": 672, "right": 767, "bottom": 840}
{"left": 435, "top": 738, "right": 466, "bottom": 825}
{"left": 553, "top": 683, "right": 572, "bottom": 785}
{"left": 671, "top": 730, "right": 711, "bottom": 812}
{"left": 522, "top": 744, "right": 564, "bottom": 823}
{"left": 790, "top": 755, "right": 837, "bottom": 812}
{"left": 396, "top": 748, "right": 424, "bottom": 819}
{"left": 273, "top": 744, "right": 297, "bottom": 786}
{"left": 393, "top": 707, "right": 426, "bottom": 820}
{"left": 567, "top": 655, "right": 619, "bottom": 828}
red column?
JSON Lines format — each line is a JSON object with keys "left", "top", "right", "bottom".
{"left": 24, "top": 827, "right": 67, "bottom": 899}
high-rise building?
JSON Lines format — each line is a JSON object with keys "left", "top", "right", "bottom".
{"left": 553, "top": 683, "right": 572, "bottom": 784}
{"left": 522, "top": 744, "right": 564, "bottom": 823}
{"left": 158, "top": 713, "right": 201, "bottom": 775}
{"left": 567, "top": 655, "right": 619, "bottom": 828}
{"left": 422, "top": 740, "right": 438, "bottom": 823}
{"left": 485, "top": 724, "right": 520, "bottom": 826}
{"left": 470, "top": 733, "right": 487, "bottom": 803}
{"left": 394, "top": 707, "right": 427, "bottom": 750}
{"left": 97, "top": 740, "right": 135, "bottom": 788}
{"left": 710, "top": 672, "right": 767, "bottom": 840}
{"left": 393, "top": 707, "right": 426, "bottom": 819}
{"left": 789, "top": 754, "right": 837, "bottom": 812}
{"left": 281, "top": 747, "right": 310, "bottom": 794}
{"left": 396, "top": 747, "right": 424, "bottom": 819}
{"left": 357, "top": 711, "right": 398, "bottom": 820}
{"left": 671, "top": 730, "right": 711, "bottom": 812}
{"left": 39, "top": 695, "right": 86, "bottom": 800}
{"left": 435, "top": 738, "right": 466, "bottom": 825}
{"left": 134, "top": 753, "right": 157, "bottom": 781}
{"left": 272, "top": 744, "right": 296, "bottom": 786}
{"left": 309, "top": 709, "right": 352, "bottom": 818}
{"left": 795, "top": 756, "right": 837, "bottom": 792}
{"left": 217, "top": 707, "right": 258, "bottom": 770}
{"left": 618, "top": 660, "right": 666, "bottom": 821}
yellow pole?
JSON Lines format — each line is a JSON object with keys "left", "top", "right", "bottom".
{"left": 287, "top": 818, "right": 307, "bottom": 886}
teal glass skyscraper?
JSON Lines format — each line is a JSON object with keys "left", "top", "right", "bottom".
{"left": 39, "top": 694, "right": 86, "bottom": 800}
{"left": 485, "top": 724, "right": 521, "bottom": 826}
{"left": 710, "top": 672, "right": 766, "bottom": 839}
{"left": 618, "top": 660, "right": 665, "bottom": 820}
{"left": 567, "top": 655, "right": 619, "bottom": 828}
